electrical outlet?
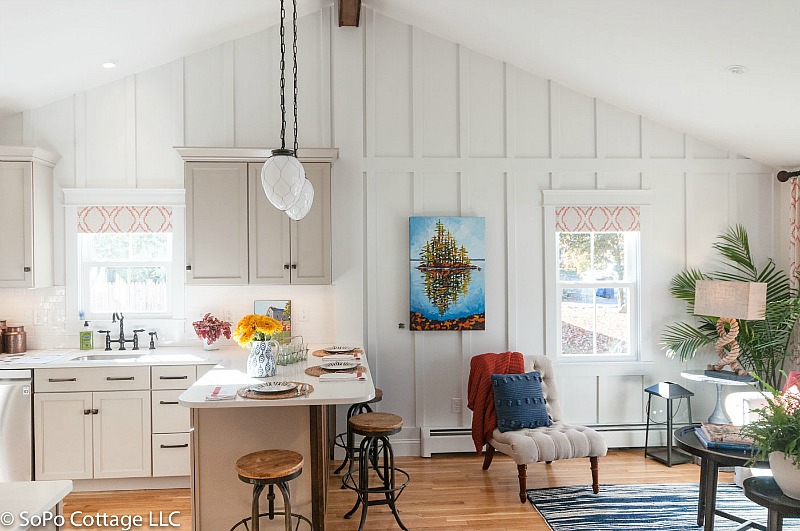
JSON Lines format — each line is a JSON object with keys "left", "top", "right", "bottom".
{"left": 451, "top": 398, "right": 462, "bottom": 414}
{"left": 222, "top": 309, "right": 232, "bottom": 322}
{"left": 300, "top": 307, "right": 309, "bottom": 322}
{"left": 33, "top": 310, "right": 45, "bottom": 326}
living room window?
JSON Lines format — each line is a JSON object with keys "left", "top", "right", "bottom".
{"left": 544, "top": 200, "right": 644, "bottom": 362}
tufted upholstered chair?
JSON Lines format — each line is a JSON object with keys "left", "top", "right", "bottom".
{"left": 482, "top": 354, "right": 608, "bottom": 502}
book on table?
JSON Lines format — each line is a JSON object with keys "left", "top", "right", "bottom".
{"left": 694, "top": 423, "right": 755, "bottom": 451}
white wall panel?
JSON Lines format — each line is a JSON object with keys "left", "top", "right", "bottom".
{"left": 34, "top": 98, "right": 76, "bottom": 187}
{"left": 420, "top": 33, "right": 459, "bottom": 158}
{"left": 598, "top": 375, "right": 644, "bottom": 423}
{"left": 558, "top": 374, "right": 596, "bottom": 423}
{"left": 559, "top": 86, "right": 596, "bottom": 158}
{"left": 295, "top": 11, "right": 326, "bottom": 148}
{"left": 374, "top": 172, "right": 416, "bottom": 428}
{"left": 513, "top": 172, "right": 549, "bottom": 356}
{"left": 686, "top": 173, "right": 730, "bottom": 270}
{"left": 468, "top": 51, "right": 505, "bottom": 158}
{"left": 0, "top": 112, "right": 23, "bottom": 145}
{"left": 422, "top": 172, "right": 459, "bottom": 213}
{"left": 646, "top": 119, "right": 685, "bottom": 159}
{"left": 85, "top": 79, "right": 127, "bottom": 187}
{"left": 136, "top": 62, "right": 179, "bottom": 187}
{"left": 600, "top": 172, "right": 640, "bottom": 190}
{"left": 514, "top": 70, "right": 550, "bottom": 158}
{"left": 234, "top": 29, "right": 276, "bottom": 148}
{"left": 603, "top": 103, "right": 641, "bottom": 159}
{"left": 184, "top": 45, "right": 228, "bottom": 146}
{"left": 558, "top": 171, "right": 596, "bottom": 189}
{"left": 736, "top": 173, "right": 774, "bottom": 263}
{"left": 373, "top": 14, "right": 412, "bottom": 157}
{"left": 693, "top": 138, "right": 729, "bottom": 159}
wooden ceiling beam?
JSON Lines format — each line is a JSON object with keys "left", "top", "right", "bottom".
{"left": 338, "top": 0, "right": 361, "bottom": 27}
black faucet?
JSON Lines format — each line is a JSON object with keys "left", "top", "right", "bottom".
{"left": 108, "top": 313, "right": 143, "bottom": 350}
{"left": 149, "top": 331, "right": 158, "bottom": 350}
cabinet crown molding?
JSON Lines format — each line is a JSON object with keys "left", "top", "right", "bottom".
{"left": 0, "top": 145, "right": 61, "bottom": 167}
{"left": 175, "top": 147, "right": 338, "bottom": 164}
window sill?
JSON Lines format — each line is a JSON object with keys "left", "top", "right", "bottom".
{"left": 552, "top": 360, "right": 654, "bottom": 377}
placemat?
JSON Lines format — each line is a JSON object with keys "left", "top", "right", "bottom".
{"left": 312, "top": 347, "right": 364, "bottom": 358}
{"left": 305, "top": 365, "right": 367, "bottom": 377}
{"left": 237, "top": 381, "right": 314, "bottom": 400}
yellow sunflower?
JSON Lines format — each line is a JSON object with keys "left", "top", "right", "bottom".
{"left": 233, "top": 314, "right": 283, "bottom": 347}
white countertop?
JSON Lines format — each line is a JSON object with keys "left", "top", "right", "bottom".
{"left": 0, "top": 480, "right": 72, "bottom": 531}
{"left": 179, "top": 347, "right": 375, "bottom": 408}
{"left": 0, "top": 347, "right": 220, "bottom": 369}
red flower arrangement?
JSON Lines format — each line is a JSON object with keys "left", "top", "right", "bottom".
{"left": 192, "top": 313, "right": 232, "bottom": 345}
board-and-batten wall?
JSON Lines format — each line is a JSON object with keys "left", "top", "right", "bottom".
{"left": 0, "top": 6, "right": 779, "bottom": 454}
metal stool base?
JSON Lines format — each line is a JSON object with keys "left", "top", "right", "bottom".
{"left": 229, "top": 511, "right": 312, "bottom": 531}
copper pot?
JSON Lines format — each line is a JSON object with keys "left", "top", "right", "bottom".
{"left": 5, "top": 325, "right": 24, "bottom": 332}
{"left": 0, "top": 320, "right": 5, "bottom": 354}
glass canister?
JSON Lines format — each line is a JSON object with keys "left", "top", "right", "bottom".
{"left": 0, "top": 320, "right": 6, "bottom": 354}
{"left": 4, "top": 325, "right": 26, "bottom": 354}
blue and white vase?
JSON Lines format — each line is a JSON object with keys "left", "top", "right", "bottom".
{"left": 247, "top": 340, "right": 279, "bottom": 378}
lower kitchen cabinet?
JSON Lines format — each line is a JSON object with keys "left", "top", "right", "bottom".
{"left": 33, "top": 390, "right": 151, "bottom": 480}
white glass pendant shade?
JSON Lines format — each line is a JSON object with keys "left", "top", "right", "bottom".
{"left": 261, "top": 149, "right": 306, "bottom": 210}
{"left": 286, "top": 178, "right": 314, "bottom": 220}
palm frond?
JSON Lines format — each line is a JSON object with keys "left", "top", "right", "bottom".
{"left": 712, "top": 224, "right": 757, "bottom": 279}
{"left": 660, "top": 322, "right": 716, "bottom": 362}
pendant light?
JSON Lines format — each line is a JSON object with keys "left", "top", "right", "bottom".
{"left": 261, "top": 0, "right": 313, "bottom": 218}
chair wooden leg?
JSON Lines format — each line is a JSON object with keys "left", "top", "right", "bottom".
{"left": 517, "top": 464, "right": 527, "bottom": 503}
{"left": 590, "top": 456, "right": 599, "bottom": 494}
{"left": 482, "top": 443, "right": 495, "bottom": 470}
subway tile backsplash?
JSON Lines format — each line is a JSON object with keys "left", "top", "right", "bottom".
{"left": 0, "top": 285, "right": 336, "bottom": 350}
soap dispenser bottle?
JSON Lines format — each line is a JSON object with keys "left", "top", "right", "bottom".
{"left": 80, "top": 320, "right": 93, "bottom": 350}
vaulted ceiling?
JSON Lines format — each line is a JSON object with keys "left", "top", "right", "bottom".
{"left": 1, "top": 0, "right": 797, "bottom": 168}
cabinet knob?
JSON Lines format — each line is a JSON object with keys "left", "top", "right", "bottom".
{"left": 83, "top": 409, "right": 91, "bottom": 415}
{"left": 91, "top": 409, "right": 99, "bottom": 415}
{"left": 291, "top": 264, "right": 297, "bottom": 270}
{"left": 284, "top": 264, "right": 290, "bottom": 270}
{"left": 23, "top": 267, "right": 31, "bottom": 273}
{"left": 186, "top": 265, "right": 192, "bottom": 271}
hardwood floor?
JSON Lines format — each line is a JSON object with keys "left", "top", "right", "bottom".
{"left": 62, "top": 449, "right": 725, "bottom": 530}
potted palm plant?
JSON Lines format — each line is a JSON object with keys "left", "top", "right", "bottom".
{"left": 661, "top": 225, "right": 800, "bottom": 388}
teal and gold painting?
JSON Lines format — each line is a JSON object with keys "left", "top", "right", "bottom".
{"left": 409, "top": 217, "right": 485, "bottom": 331}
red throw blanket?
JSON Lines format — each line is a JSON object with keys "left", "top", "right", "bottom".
{"left": 467, "top": 351, "right": 525, "bottom": 454}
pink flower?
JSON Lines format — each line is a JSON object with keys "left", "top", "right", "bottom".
{"left": 192, "top": 313, "right": 232, "bottom": 345}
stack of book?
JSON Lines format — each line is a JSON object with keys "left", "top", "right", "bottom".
{"left": 694, "top": 423, "right": 755, "bottom": 451}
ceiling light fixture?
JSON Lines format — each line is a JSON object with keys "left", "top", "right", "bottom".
{"left": 101, "top": 61, "right": 117, "bottom": 69}
{"left": 261, "top": 0, "right": 313, "bottom": 220}
{"left": 726, "top": 65, "right": 748, "bottom": 75}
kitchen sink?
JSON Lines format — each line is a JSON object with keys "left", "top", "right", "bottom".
{"left": 71, "top": 354, "right": 144, "bottom": 361}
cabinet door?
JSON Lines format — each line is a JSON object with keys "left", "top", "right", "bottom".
{"left": 92, "top": 390, "right": 152, "bottom": 478}
{"left": 291, "top": 163, "right": 331, "bottom": 284}
{"left": 0, "top": 162, "right": 33, "bottom": 287}
{"left": 248, "top": 163, "right": 291, "bottom": 284}
{"left": 185, "top": 162, "right": 249, "bottom": 284}
{"left": 34, "top": 392, "right": 93, "bottom": 480}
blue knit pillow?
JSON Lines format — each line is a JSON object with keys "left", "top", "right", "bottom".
{"left": 492, "top": 371, "right": 552, "bottom": 432}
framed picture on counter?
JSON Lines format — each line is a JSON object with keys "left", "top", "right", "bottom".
{"left": 254, "top": 300, "right": 291, "bottom": 343}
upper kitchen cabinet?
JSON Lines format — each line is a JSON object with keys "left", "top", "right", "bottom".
{"left": 179, "top": 148, "right": 337, "bottom": 286}
{"left": 0, "top": 147, "right": 59, "bottom": 288}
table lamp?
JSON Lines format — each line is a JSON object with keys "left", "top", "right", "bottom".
{"left": 694, "top": 280, "right": 766, "bottom": 380}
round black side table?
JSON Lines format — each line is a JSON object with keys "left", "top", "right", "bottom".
{"left": 743, "top": 476, "right": 800, "bottom": 531}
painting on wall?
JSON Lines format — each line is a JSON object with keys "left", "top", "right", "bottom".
{"left": 409, "top": 217, "right": 486, "bottom": 331}
{"left": 254, "top": 300, "right": 292, "bottom": 342}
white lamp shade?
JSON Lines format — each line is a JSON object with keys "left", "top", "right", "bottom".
{"left": 261, "top": 149, "right": 306, "bottom": 211}
{"left": 694, "top": 280, "right": 767, "bottom": 320}
{"left": 286, "top": 178, "right": 314, "bottom": 221}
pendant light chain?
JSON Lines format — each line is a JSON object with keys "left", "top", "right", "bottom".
{"left": 278, "top": 0, "right": 287, "bottom": 150}
{"left": 292, "top": 0, "right": 299, "bottom": 154}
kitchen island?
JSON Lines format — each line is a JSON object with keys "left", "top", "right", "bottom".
{"left": 179, "top": 349, "right": 374, "bottom": 531}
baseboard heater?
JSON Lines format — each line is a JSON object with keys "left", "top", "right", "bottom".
{"left": 420, "top": 424, "right": 668, "bottom": 457}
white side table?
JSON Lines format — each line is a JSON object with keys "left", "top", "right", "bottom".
{"left": 681, "top": 370, "right": 754, "bottom": 424}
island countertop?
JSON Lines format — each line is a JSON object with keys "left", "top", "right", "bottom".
{"left": 178, "top": 346, "right": 375, "bottom": 408}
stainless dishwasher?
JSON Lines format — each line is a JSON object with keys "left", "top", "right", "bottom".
{"left": 0, "top": 368, "right": 33, "bottom": 481}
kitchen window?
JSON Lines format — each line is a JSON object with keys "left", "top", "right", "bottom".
{"left": 542, "top": 195, "right": 646, "bottom": 362}
{"left": 63, "top": 195, "right": 185, "bottom": 324}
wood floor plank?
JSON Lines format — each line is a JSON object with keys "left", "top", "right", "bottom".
{"left": 61, "top": 449, "right": 724, "bottom": 530}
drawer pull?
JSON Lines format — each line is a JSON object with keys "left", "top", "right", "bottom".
{"left": 160, "top": 443, "right": 189, "bottom": 449}
{"left": 91, "top": 409, "right": 99, "bottom": 415}
{"left": 106, "top": 376, "right": 135, "bottom": 381}
{"left": 159, "top": 375, "right": 188, "bottom": 380}
{"left": 159, "top": 400, "right": 180, "bottom": 405}
{"left": 48, "top": 378, "right": 77, "bottom": 382}
{"left": 83, "top": 409, "right": 91, "bottom": 415}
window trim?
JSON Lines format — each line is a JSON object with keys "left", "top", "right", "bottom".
{"left": 542, "top": 189, "right": 651, "bottom": 364}
{"left": 64, "top": 189, "right": 186, "bottom": 327}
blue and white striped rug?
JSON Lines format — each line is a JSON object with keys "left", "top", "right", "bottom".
{"left": 527, "top": 483, "right": 800, "bottom": 530}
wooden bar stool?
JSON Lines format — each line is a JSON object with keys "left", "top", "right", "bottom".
{"left": 334, "top": 388, "right": 383, "bottom": 476}
{"left": 343, "top": 412, "right": 410, "bottom": 531}
{"left": 230, "top": 449, "right": 312, "bottom": 531}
